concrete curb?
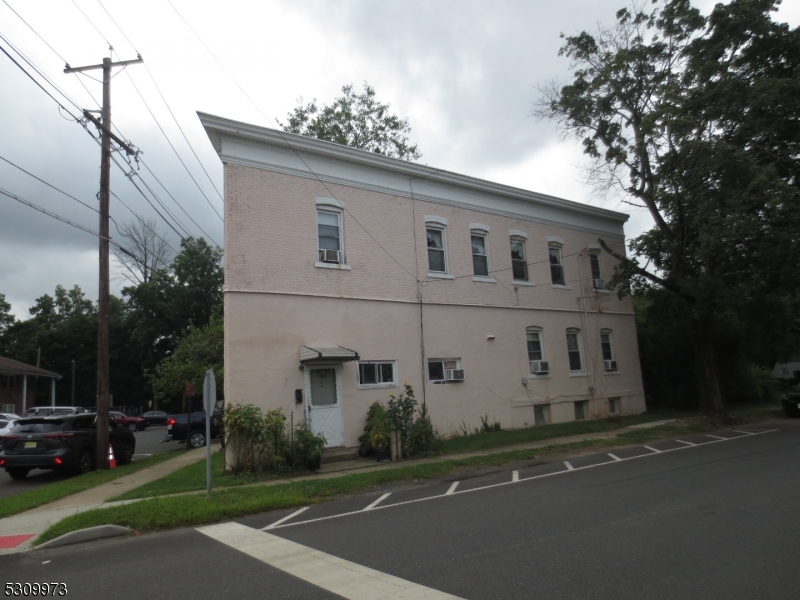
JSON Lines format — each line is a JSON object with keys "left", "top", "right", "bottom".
{"left": 36, "top": 525, "right": 132, "bottom": 550}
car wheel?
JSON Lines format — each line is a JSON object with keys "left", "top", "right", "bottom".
{"left": 78, "top": 449, "right": 94, "bottom": 474}
{"left": 120, "top": 442, "right": 134, "bottom": 464}
{"left": 7, "top": 467, "right": 29, "bottom": 480}
{"left": 128, "top": 423, "right": 137, "bottom": 432}
{"left": 189, "top": 431, "right": 206, "bottom": 448}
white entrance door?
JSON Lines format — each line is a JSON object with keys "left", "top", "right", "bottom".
{"left": 307, "top": 366, "right": 344, "bottom": 448}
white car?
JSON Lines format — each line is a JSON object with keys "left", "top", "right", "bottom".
{"left": 0, "top": 419, "right": 16, "bottom": 437}
{"left": 0, "top": 413, "right": 20, "bottom": 421}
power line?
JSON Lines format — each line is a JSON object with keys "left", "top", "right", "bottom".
{"left": 1, "top": 0, "right": 67, "bottom": 64}
{"left": 69, "top": 0, "right": 112, "bottom": 48}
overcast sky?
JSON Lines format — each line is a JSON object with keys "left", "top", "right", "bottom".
{"left": 1, "top": 0, "right": 797, "bottom": 319}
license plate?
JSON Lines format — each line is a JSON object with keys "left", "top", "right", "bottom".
{"left": 24, "top": 441, "right": 37, "bottom": 449}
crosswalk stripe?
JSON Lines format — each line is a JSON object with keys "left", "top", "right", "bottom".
{"left": 198, "top": 522, "right": 463, "bottom": 599}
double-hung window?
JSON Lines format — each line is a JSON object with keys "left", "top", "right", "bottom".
{"left": 527, "top": 327, "right": 549, "bottom": 375}
{"left": 317, "top": 209, "right": 342, "bottom": 264}
{"left": 510, "top": 239, "right": 528, "bottom": 281}
{"left": 600, "top": 330, "right": 617, "bottom": 372}
{"left": 566, "top": 329, "right": 584, "bottom": 373}
{"left": 357, "top": 361, "right": 397, "bottom": 388}
{"left": 426, "top": 227, "right": 447, "bottom": 273}
{"left": 549, "top": 245, "right": 565, "bottom": 285}
{"left": 589, "top": 252, "right": 604, "bottom": 288}
{"left": 471, "top": 231, "right": 489, "bottom": 277}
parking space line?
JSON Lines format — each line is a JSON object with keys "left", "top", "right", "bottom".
{"left": 705, "top": 434, "right": 727, "bottom": 441}
{"left": 262, "top": 507, "right": 309, "bottom": 530}
{"left": 732, "top": 429, "right": 756, "bottom": 435}
{"left": 363, "top": 493, "right": 391, "bottom": 511}
{"left": 608, "top": 453, "right": 622, "bottom": 461}
{"left": 198, "top": 522, "right": 463, "bottom": 599}
{"left": 262, "top": 429, "right": 778, "bottom": 532}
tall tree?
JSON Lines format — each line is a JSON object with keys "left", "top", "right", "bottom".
{"left": 0, "top": 293, "right": 14, "bottom": 334}
{"left": 537, "top": 0, "right": 800, "bottom": 413}
{"left": 280, "top": 82, "right": 422, "bottom": 161}
{"left": 112, "top": 218, "right": 173, "bottom": 286}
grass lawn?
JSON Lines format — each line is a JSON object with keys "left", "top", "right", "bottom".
{"left": 435, "top": 411, "right": 689, "bottom": 454}
{"left": 0, "top": 451, "right": 180, "bottom": 520}
{"left": 37, "top": 418, "right": 720, "bottom": 545}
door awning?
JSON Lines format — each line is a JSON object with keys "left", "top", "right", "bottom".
{"left": 299, "top": 345, "right": 360, "bottom": 364}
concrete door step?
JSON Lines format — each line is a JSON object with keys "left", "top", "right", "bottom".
{"left": 321, "top": 447, "right": 359, "bottom": 465}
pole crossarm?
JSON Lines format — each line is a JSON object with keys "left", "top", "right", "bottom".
{"left": 64, "top": 55, "right": 143, "bottom": 74}
{"left": 82, "top": 110, "right": 136, "bottom": 156}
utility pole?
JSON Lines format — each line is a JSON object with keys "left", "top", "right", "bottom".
{"left": 65, "top": 52, "right": 142, "bottom": 469}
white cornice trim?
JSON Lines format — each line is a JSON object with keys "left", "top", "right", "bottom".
{"left": 198, "top": 112, "right": 631, "bottom": 238}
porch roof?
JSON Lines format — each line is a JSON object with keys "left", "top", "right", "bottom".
{"left": 0, "top": 356, "right": 61, "bottom": 379}
{"left": 299, "top": 345, "right": 360, "bottom": 364}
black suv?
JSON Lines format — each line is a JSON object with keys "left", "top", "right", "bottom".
{"left": 783, "top": 384, "right": 800, "bottom": 418}
{"left": 0, "top": 414, "right": 135, "bottom": 480}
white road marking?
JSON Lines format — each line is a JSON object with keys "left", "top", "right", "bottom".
{"left": 198, "top": 522, "right": 463, "bottom": 599}
{"left": 512, "top": 470, "right": 519, "bottom": 482}
{"left": 732, "top": 429, "right": 756, "bottom": 435}
{"left": 263, "top": 429, "right": 778, "bottom": 531}
{"left": 363, "top": 493, "right": 391, "bottom": 511}
{"left": 608, "top": 453, "right": 622, "bottom": 461}
{"left": 262, "top": 506, "right": 309, "bottom": 530}
{"left": 676, "top": 440, "right": 696, "bottom": 446}
{"left": 705, "top": 434, "right": 728, "bottom": 441}
{"left": 133, "top": 454, "right": 152, "bottom": 457}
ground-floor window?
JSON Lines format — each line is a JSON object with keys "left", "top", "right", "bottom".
{"left": 574, "top": 400, "right": 589, "bottom": 420}
{"left": 428, "top": 358, "right": 463, "bottom": 382}
{"left": 534, "top": 404, "right": 549, "bottom": 425}
{"left": 1, "top": 403, "right": 15, "bottom": 413}
{"left": 357, "top": 361, "right": 397, "bottom": 388}
{"left": 608, "top": 397, "right": 620, "bottom": 415}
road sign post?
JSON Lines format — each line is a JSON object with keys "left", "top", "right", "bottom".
{"left": 203, "top": 370, "right": 216, "bottom": 497}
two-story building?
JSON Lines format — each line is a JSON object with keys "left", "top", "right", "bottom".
{"left": 200, "top": 112, "right": 646, "bottom": 448}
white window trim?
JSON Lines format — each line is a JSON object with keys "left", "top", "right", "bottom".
{"left": 566, "top": 328, "right": 586, "bottom": 375}
{"left": 547, "top": 235, "right": 565, "bottom": 245}
{"left": 551, "top": 284, "right": 572, "bottom": 290}
{"left": 424, "top": 215, "right": 448, "bottom": 226}
{"left": 427, "top": 358, "right": 462, "bottom": 383}
{"left": 356, "top": 360, "right": 398, "bottom": 389}
{"left": 600, "top": 329, "right": 620, "bottom": 374}
{"left": 510, "top": 236, "right": 531, "bottom": 283}
{"left": 316, "top": 207, "right": 346, "bottom": 266}
{"left": 316, "top": 197, "right": 345, "bottom": 209}
{"left": 470, "top": 228, "right": 491, "bottom": 279}
{"left": 509, "top": 229, "right": 528, "bottom": 239}
{"left": 549, "top": 244, "right": 566, "bottom": 286}
{"left": 426, "top": 223, "right": 449, "bottom": 275}
{"left": 526, "top": 327, "right": 550, "bottom": 379}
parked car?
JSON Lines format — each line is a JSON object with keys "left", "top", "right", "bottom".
{"left": 0, "top": 413, "right": 20, "bottom": 421}
{"left": 0, "top": 419, "right": 15, "bottom": 437}
{"left": 165, "top": 411, "right": 224, "bottom": 448}
{"left": 110, "top": 411, "right": 147, "bottom": 432}
{"left": 24, "top": 406, "right": 91, "bottom": 416}
{"left": 0, "top": 413, "right": 135, "bottom": 480}
{"left": 782, "top": 384, "right": 800, "bottom": 417}
{"left": 141, "top": 410, "right": 168, "bottom": 426}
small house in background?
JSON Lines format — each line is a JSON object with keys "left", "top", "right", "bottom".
{"left": 0, "top": 355, "right": 61, "bottom": 414}
{"left": 200, "top": 113, "right": 647, "bottom": 449}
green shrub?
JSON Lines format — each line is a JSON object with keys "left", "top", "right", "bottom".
{"left": 480, "top": 414, "right": 501, "bottom": 433}
{"left": 359, "top": 402, "right": 391, "bottom": 455}
{"left": 293, "top": 420, "right": 326, "bottom": 470}
{"left": 359, "top": 384, "right": 438, "bottom": 457}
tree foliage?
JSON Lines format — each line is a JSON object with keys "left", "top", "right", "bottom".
{"left": 112, "top": 218, "right": 173, "bottom": 286}
{"left": 280, "top": 82, "right": 422, "bottom": 161}
{"left": 538, "top": 0, "right": 800, "bottom": 412}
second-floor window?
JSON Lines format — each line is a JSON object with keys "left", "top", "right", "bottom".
{"left": 427, "top": 227, "right": 447, "bottom": 273}
{"left": 471, "top": 232, "right": 489, "bottom": 277}
{"left": 317, "top": 209, "right": 342, "bottom": 264}
{"left": 589, "top": 252, "right": 604, "bottom": 288}
{"left": 510, "top": 239, "right": 528, "bottom": 281}
{"left": 566, "top": 330, "right": 584, "bottom": 372}
{"left": 549, "top": 245, "right": 565, "bottom": 285}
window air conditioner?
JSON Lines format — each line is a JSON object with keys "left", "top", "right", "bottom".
{"left": 604, "top": 360, "right": 617, "bottom": 371}
{"left": 319, "top": 249, "right": 340, "bottom": 264}
{"left": 530, "top": 360, "right": 550, "bottom": 374}
{"left": 593, "top": 278, "right": 605, "bottom": 289}
{"left": 444, "top": 369, "right": 465, "bottom": 381}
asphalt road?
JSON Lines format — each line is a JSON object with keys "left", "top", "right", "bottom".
{"left": 3, "top": 420, "right": 798, "bottom": 599}
{"left": 0, "top": 426, "right": 175, "bottom": 500}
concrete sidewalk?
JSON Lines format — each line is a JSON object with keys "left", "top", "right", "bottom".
{"left": 0, "top": 447, "right": 209, "bottom": 555}
{"left": 0, "top": 419, "right": 680, "bottom": 554}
